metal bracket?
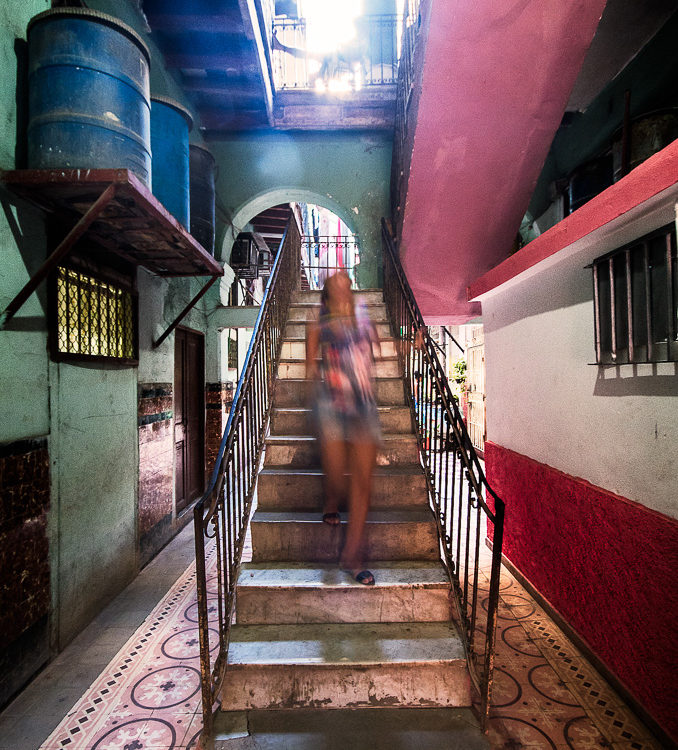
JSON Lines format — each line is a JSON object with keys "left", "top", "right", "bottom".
{"left": 0, "top": 184, "right": 116, "bottom": 330}
{"left": 153, "top": 274, "right": 219, "bottom": 348}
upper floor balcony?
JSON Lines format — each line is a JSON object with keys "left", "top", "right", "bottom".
{"left": 142, "top": 0, "right": 410, "bottom": 135}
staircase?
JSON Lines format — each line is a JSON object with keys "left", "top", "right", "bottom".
{"left": 214, "top": 289, "right": 473, "bottom": 730}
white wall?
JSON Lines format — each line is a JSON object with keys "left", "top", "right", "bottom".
{"left": 481, "top": 210, "right": 678, "bottom": 521}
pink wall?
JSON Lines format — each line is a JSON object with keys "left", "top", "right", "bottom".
{"left": 400, "top": 0, "right": 607, "bottom": 323}
{"left": 485, "top": 441, "right": 678, "bottom": 743}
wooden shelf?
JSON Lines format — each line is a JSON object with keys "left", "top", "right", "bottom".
{"left": 1, "top": 168, "right": 223, "bottom": 277}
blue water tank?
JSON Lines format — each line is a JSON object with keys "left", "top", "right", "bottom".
{"left": 189, "top": 144, "right": 216, "bottom": 254}
{"left": 150, "top": 96, "right": 193, "bottom": 229}
{"left": 27, "top": 8, "right": 152, "bottom": 187}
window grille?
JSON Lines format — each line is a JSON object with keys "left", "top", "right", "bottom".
{"left": 51, "top": 263, "right": 137, "bottom": 363}
{"left": 228, "top": 334, "right": 238, "bottom": 370}
{"left": 591, "top": 223, "right": 677, "bottom": 364}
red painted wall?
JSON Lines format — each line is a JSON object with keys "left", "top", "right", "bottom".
{"left": 401, "top": 0, "right": 607, "bottom": 322}
{"left": 484, "top": 441, "right": 678, "bottom": 742}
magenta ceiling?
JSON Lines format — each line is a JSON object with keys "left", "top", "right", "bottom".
{"left": 400, "top": 0, "right": 607, "bottom": 323}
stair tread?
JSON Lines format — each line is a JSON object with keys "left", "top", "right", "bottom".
{"left": 213, "top": 708, "right": 489, "bottom": 749}
{"left": 266, "top": 434, "right": 416, "bottom": 443}
{"left": 283, "top": 335, "right": 396, "bottom": 342}
{"left": 259, "top": 465, "right": 424, "bottom": 476}
{"left": 290, "top": 301, "right": 384, "bottom": 307}
{"left": 252, "top": 509, "right": 433, "bottom": 523}
{"left": 278, "top": 355, "right": 399, "bottom": 362}
{"left": 227, "top": 621, "right": 465, "bottom": 666}
{"left": 274, "top": 405, "right": 407, "bottom": 412}
{"left": 238, "top": 561, "right": 449, "bottom": 588}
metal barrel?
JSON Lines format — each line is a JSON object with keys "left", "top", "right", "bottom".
{"left": 27, "top": 8, "right": 152, "bottom": 187}
{"left": 612, "top": 108, "right": 678, "bottom": 182}
{"left": 150, "top": 96, "right": 193, "bottom": 229}
{"left": 567, "top": 154, "right": 613, "bottom": 214}
{"left": 189, "top": 143, "right": 216, "bottom": 254}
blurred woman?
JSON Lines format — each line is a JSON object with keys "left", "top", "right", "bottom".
{"left": 306, "top": 272, "right": 381, "bottom": 585}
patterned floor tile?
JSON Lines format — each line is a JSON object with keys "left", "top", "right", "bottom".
{"left": 38, "top": 544, "right": 217, "bottom": 750}
{"left": 30, "top": 523, "right": 665, "bottom": 750}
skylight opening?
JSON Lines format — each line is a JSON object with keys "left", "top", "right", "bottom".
{"left": 299, "top": 0, "right": 363, "bottom": 55}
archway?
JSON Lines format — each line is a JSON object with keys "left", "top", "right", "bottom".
{"left": 218, "top": 187, "right": 359, "bottom": 266}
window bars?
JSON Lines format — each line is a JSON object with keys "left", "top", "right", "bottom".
{"left": 381, "top": 219, "right": 505, "bottom": 731}
{"left": 592, "top": 223, "right": 677, "bottom": 364}
{"left": 52, "top": 264, "right": 137, "bottom": 363}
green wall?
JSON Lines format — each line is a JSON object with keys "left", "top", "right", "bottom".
{"left": 210, "top": 130, "right": 393, "bottom": 288}
{"left": 0, "top": 0, "right": 213, "bottom": 653}
{"left": 0, "top": 0, "right": 50, "bottom": 441}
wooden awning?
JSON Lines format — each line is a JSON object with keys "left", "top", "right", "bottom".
{"left": 0, "top": 169, "right": 223, "bottom": 343}
{"left": 1, "top": 168, "right": 223, "bottom": 277}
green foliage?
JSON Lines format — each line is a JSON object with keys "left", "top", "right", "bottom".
{"left": 451, "top": 358, "right": 466, "bottom": 385}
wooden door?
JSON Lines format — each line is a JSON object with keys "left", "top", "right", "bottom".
{"left": 174, "top": 328, "right": 205, "bottom": 513}
{"left": 466, "top": 325, "right": 486, "bottom": 455}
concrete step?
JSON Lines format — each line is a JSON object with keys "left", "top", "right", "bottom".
{"left": 277, "top": 356, "right": 401, "bottom": 379}
{"left": 220, "top": 621, "right": 471, "bottom": 711}
{"left": 264, "top": 435, "right": 419, "bottom": 468}
{"left": 213, "top": 707, "right": 490, "bottom": 749}
{"left": 288, "top": 303, "right": 388, "bottom": 322}
{"left": 286, "top": 320, "right": 392, "bottom": 339}
{"left": 293, "top": 289, "right": 384, "bottom": 305}
{"left": 270, "top": 405, "right": 412, "bottom": 435}
{"left": 274, "top": 378, "right": 405, "bottom": 407}
{"left": 236, "top": 562, "right": 452, "bottom": 624}
{"left": 280, "top": 337, "right": 397, "bottom": 359}
{"left": 257, "top": 466, "right": 429, "bottom": 511}
{"left": 250, "top": 509, "right": 439, "bottom": 562}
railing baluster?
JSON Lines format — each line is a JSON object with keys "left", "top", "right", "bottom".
{"left": 193, "top": 219, "right": 300, "bottom": 742}
{"left": 380, "top": 218, "right": 504, "bottom": 733}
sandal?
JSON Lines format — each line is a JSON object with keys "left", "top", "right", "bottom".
{"left": 322, "top": 512, "right": 341, "bottom": 526}
{"left": 354, "top": 570, "right": 375, "bottom": 586}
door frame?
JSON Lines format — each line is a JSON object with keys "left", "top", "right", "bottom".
{"left": 174, "top": 325, "right": 206, "bottom": 517}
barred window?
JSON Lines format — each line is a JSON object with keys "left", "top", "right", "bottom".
{"left": 51, "top": 260, "right": 138, "bottom": 364}
{"left": 227, "top": 332, "right": 238, "bottom": 370}
{"left": 592, "top": 224, "right": 677, "bottom": 364}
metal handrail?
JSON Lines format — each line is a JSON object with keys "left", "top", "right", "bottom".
{"left": 381, "top": 218, "right": 505, "bottom": 730}
{"left": 193, "top": 217, "right": 301, "bottom": 739}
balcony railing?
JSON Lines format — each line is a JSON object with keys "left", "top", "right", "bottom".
{"left": 272, "top": 15, "right": 401, "bottom": 91}
{"left": 300, "top": 234, "right": 360, "bottom": 289}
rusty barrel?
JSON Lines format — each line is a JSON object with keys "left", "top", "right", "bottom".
{"left": 189, "top": 144, "right": 216, "bottom": 254}
{"left": 150, "top": 96, "right": 193, "bottom": 229}
{"left": 27, "top": 8, "right": 152, "bottom": 186}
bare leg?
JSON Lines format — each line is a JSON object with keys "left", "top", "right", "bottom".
{"left": 340, "top": 439, "right": 377, "bottom": 577}
{"left": 320, "top": 439, "right": 348, "bottom": 525}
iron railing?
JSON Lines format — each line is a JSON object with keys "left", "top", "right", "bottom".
{"left": 301, "top": 234, "right": 360, "bottom": 289}
{"left": 272, "top": 15, "right": 400, "bottom": 90}
{"left": 381, "top": 219, "right": 505, "bottom": 729}
{"left": 193, "top": 217, "right": 301, "bottom": 739}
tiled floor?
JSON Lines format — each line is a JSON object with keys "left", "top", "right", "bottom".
{"left": 471, "top": 540, "right": 662, "bottom": 749}
{"left": 0, "top": 518, "right": 663, "bottom": 750}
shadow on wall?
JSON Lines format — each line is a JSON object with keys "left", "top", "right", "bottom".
{"left": 594, "top": 363, "right": 678, "bottom": 396}
{"left": 0, "top": 197, "right": 49, "bottom": 330}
